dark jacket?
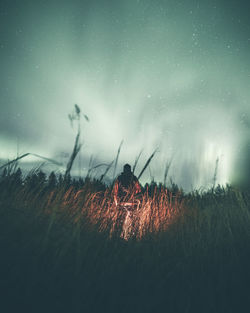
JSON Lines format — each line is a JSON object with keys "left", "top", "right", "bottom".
{"left": 113, "top": 172, "right": 141, "bottom": 199}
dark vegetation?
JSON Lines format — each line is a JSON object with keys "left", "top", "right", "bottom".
{"left": 1, "top": 105, "right": 250, "bottom": 312}
{"left": 0, "top": 166, "right": 250, "bottom": 313}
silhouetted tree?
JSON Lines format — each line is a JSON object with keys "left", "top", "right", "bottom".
{"left": 48, "top": 171, "right": 57, "bottom": 189}
{"left": 11, "top": 168, "right": 22, "bottom": 186}
{"left": 58, "top": 174, "right": 64, "bottom": 187}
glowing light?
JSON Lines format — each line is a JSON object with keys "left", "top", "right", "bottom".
{"left": 48, "top": 185, "right": 185, "bottom": 240}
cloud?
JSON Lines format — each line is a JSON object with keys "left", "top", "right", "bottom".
{"left": 0, "top": 0, "right": 250, "bottom": 190}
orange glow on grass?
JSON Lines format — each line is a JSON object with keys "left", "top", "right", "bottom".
{"left": 46, "top": 186, "right": 185, "bottom": 240}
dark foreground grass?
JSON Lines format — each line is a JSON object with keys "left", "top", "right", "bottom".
{"left": 0, "top": 172, "right": 250, "bottom": 313}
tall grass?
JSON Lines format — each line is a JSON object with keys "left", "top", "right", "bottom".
{"left": 0, "top": 169, "right": 250, "bottom": 313}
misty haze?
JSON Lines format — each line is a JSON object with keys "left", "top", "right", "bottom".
{"left": 1, "top": 1, "right": 250, "bottom": 313}
{"left": 1, "top": 0, "right": 250, "bottom": 190}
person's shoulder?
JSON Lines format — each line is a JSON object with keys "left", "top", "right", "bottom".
{"left": 117, "top": 174, "right": 123, "bottom": 181}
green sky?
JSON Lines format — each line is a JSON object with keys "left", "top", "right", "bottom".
{"left": 0, "top": 0, "right": 250, "bottom": 189}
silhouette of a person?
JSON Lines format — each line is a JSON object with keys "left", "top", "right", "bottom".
{"left": 113, "top": 164, "right": 141, "bottom": 204}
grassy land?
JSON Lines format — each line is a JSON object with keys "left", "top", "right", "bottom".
{"left": 0, "top": 169, "right": 250, "bottom": 313}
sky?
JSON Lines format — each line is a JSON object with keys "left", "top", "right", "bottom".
{"left": 0, "top": 0, "right": 250, "bottom": 190}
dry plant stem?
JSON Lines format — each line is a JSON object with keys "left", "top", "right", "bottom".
{"left": 65, "top": 130, "right": 82, "bottom": 179}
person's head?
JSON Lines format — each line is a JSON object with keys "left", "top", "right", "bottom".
{"left": 123, "top": 163, "right": 132, "bottom": 174}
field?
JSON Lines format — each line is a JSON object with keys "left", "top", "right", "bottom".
{"left": 0, "top": 168, "right": 250, "bottom": 313}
